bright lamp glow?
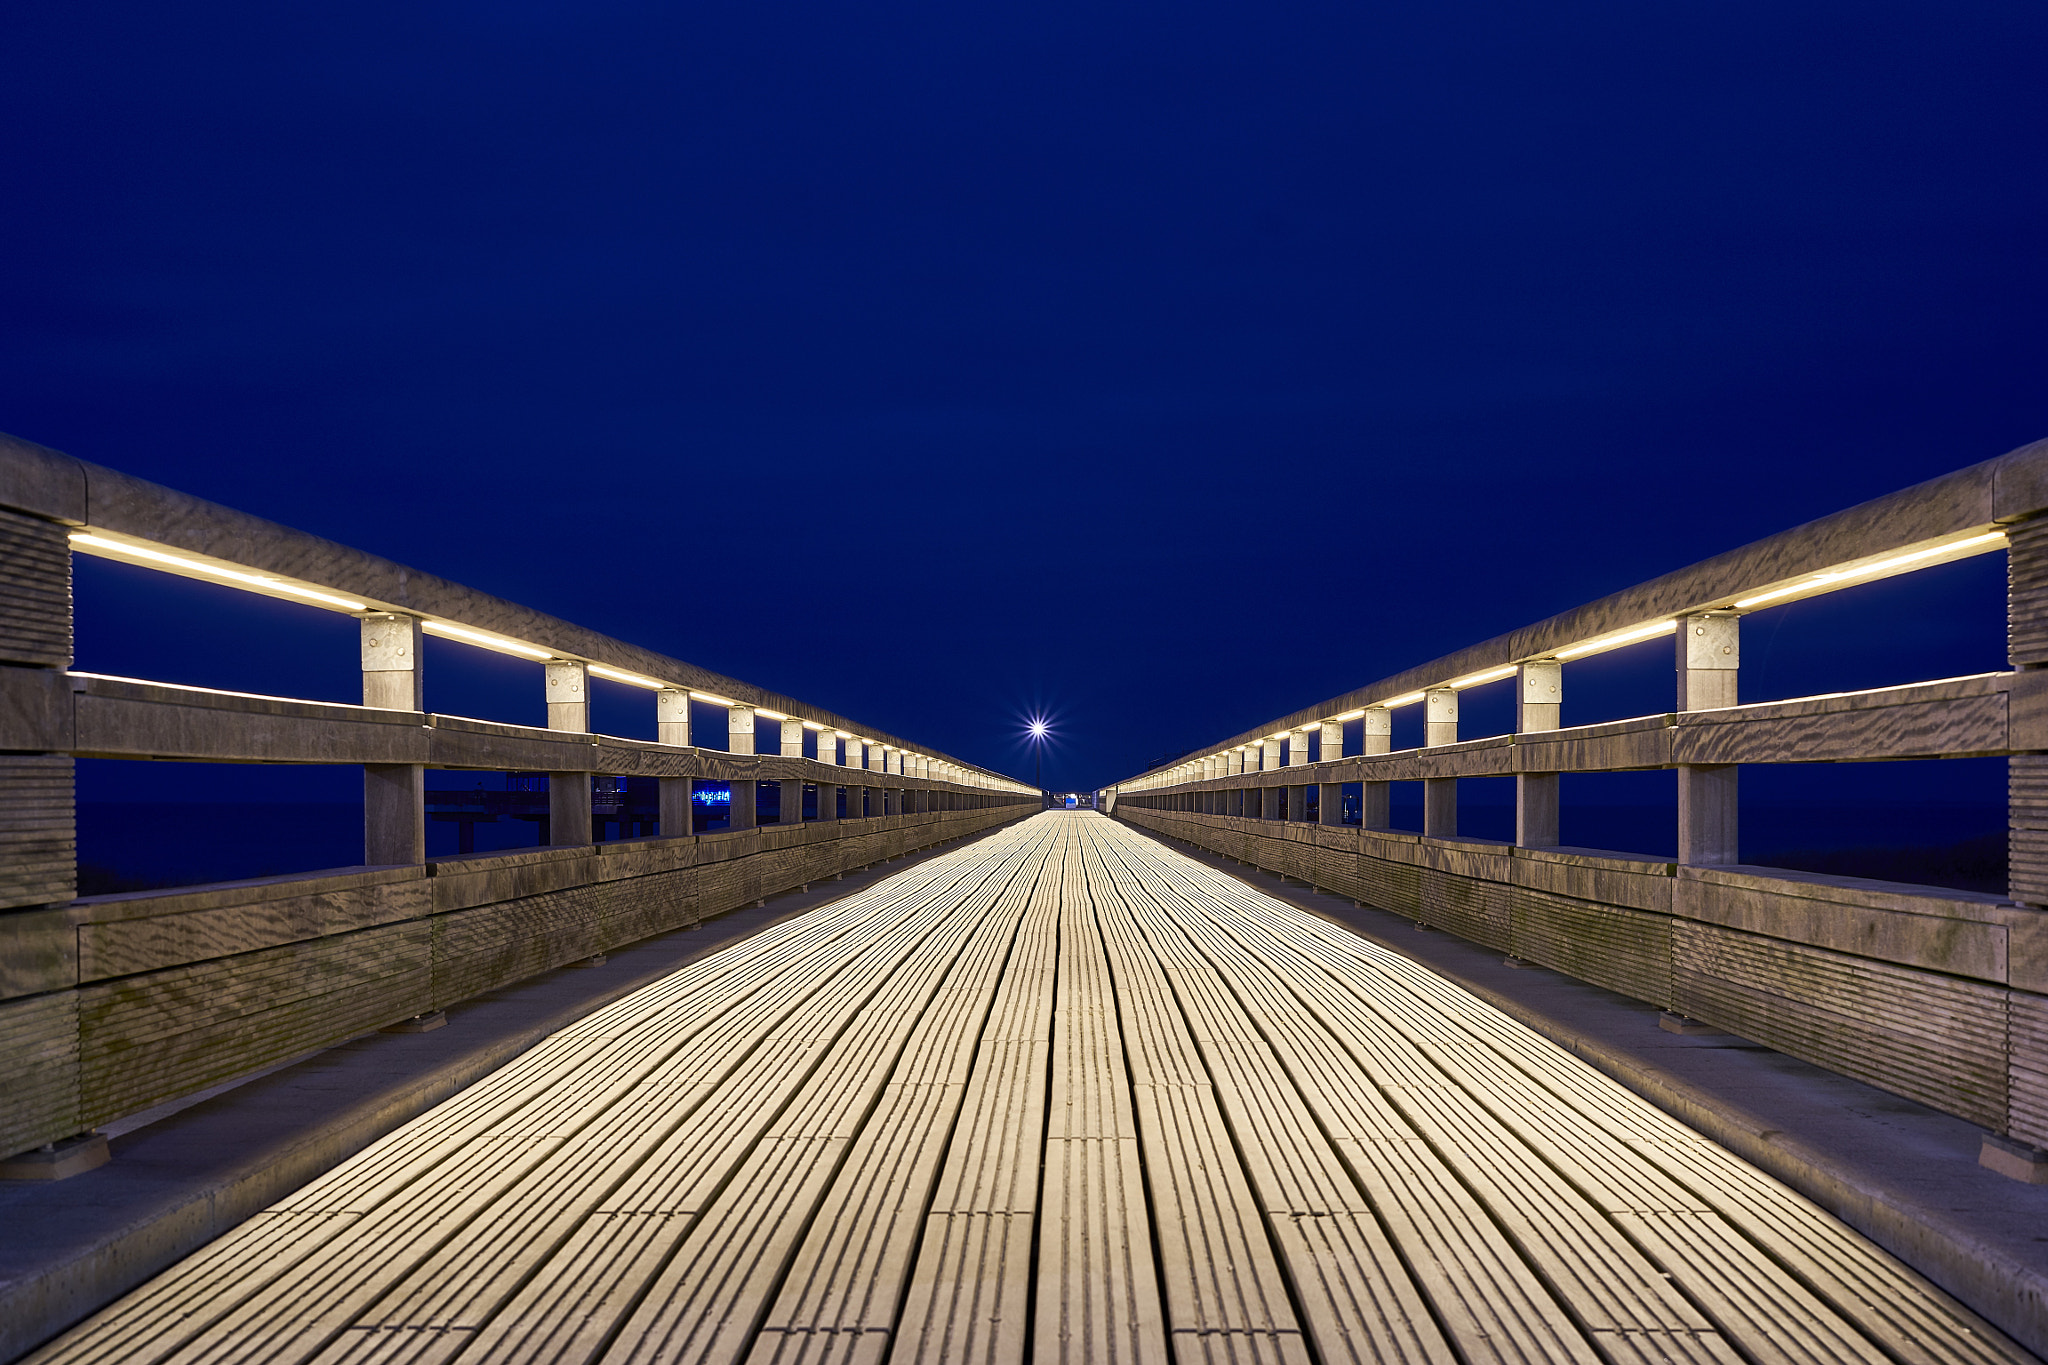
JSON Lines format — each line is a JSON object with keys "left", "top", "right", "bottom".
{"left": 1334, "top": 709, "right": 1366, "bottom": 722}
{"left": 70, "top": 532, "right": 369, "bottom": 611}
{"left": 689, "top": 690, "right": 738, "bottom": 707}
{"left": 1029, "top": 721, "right": 1048, "bottom": 738}
{"left": 1381, "top": 691, "right": 1426, "bottom": 708}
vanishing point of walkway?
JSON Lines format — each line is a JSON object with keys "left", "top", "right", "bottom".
{"left": 26, "top": 813, "right": 2031, "bottom": 1365}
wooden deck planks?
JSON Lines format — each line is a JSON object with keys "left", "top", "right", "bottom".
{"left": 25, "top": 814, "right": 2036, "bottom": 1365}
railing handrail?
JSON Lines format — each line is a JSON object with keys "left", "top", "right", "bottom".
{"left": 0, "top": 430, "right": 1021, "bottom": 787}
{"left": 1117, "top": 436, "right": 2048, "bottom": 787}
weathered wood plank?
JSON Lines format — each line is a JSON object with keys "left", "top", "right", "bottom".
{"left": 1671, "top": 675, "right": 2010, "bottom": 765}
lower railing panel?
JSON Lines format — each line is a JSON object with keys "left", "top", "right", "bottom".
{"left": 0, "top": 803, "right": 1030, "bottom": 1156}
{"left": 2014, "top": 994, "right": 2048, "bottom": 1147}
{"left": 1119, "top": 805, "right": 2047, "bottom": 1144}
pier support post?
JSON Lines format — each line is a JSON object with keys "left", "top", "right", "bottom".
{"left": 1677, "top": 614, "right": 1739, "bottom": 865}
{"left": 361, "top": 613, "right": 426, "bottom": 865}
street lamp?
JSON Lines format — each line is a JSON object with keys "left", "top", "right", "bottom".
{"left": 1027, "top": 717, "right": 1049, "bottom": 802}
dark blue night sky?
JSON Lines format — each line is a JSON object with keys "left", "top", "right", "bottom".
{"left": 5, "top": 1, "right": 2046, "bottom": 816}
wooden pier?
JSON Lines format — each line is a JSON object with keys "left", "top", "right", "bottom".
{"left": 26, "top": 812, "right": 2028, "bottom": 1365}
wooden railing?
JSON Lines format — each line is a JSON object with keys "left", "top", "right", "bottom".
{"left": 0, "top": 431, "right": 1036, "bottom": 1161}
{"left": 1108, "top": 437, "right": 2048, "bottom": 1162}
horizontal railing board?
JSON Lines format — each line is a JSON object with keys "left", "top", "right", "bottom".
{"left": 0, "top": 432, "right": 1013, "bottom": 784}
{"left": 51, "top": 673, "right": 1026, "bottom": 784}
{"left": 1150, "top": 675, "right": 2022, "bottom": 792}
{"left": 76, "top": 878, "right": 433, "bottom": 983}
{"left": 1121, "top": 436, "right": 2048, "bottom": 783}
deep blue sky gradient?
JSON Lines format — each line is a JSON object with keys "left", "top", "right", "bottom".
{"left": 6, "top": 1, "right": 2047, "bottom": 795}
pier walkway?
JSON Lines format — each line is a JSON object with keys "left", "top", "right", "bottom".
{"left": 24, "top": 813, "right": 2031, "bottom": 1365}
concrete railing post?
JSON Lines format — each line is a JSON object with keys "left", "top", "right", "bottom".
{"left": 815, "top": 730, "right": 840, "bottom": 823}
{"left": 1318, "top": 720, "right": 1343, "bottom": 826}
{"left": 1362, "top": 707, "right": 1391, "bottom": 829}
{"left": 779, "top": 717, "right": 804, "bottom": 825}
{"left": 657, "top": 688, "right": 693, "bottom": 837}
{"left": 1285, "top": 727, "right": 1309, "bottom": 822}
{"left": 361, "top": 613, "right": 426, "bottom": 865}
{"left": 1260, "top": 735, "right": 1282, "bottom": 820}
{"left": 1516, "top": 661, "right": 1561, "bottom": 847}
{"left": 727, "top": 705, "right": 757, "bottom": 830}
{"left": 1423, "top": 686, "right": 1457, "bottom": 838}
{"left": 1677, "top": 614, "right": 1738, "bottom": 864}
{"left": 544, "top": 660, "right": 592, "bottom": 846}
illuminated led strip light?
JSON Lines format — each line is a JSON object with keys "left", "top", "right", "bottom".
{"left": 1151, "top": 531, "right": 2012, "bottom": 784}
{"left": 64, "top": 531, "right": 1036, "bottom": 793}
{"left": 69, "top": 532, "right": 369, "bottom": 611}
{"left": 1734, "top": 530, "right": 2006, "bottom": 609}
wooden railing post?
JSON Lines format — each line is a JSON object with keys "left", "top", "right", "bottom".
{"left": 1516, "top": 661, "right": 1561, "bottom": 847}
{"left": 361, "top": 613, "right": 425, "bottom": 865}
{"left": 1676, "top": 613, "right": 1739, "bottom": 864}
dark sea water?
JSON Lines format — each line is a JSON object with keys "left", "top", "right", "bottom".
{"left": 76, "top": 800, "right": 2013, "bottom": 899}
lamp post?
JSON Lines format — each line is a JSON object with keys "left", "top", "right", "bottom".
{"left": 1029, "top": 718, "right": 1048, "bottom": 805}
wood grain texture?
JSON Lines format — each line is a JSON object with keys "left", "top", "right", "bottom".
{"left": 2008, "top": 515, "right": 2048, "bottom": 668}
{"left": 1671, "top": 676, "right": 2009, "bottom": 765}
{"left": 1673, "top": 920, "right": 2009, "bottom": 1130}
{"left": 0, "top": 509, "right": 71, "bottom": 668}
{"left": 76, "top": 874, "right": 431, "bottom": 982}
{"left": 1673, "top": 867, "right": 2010, "bottom": 984}
{"left": 1512, "top": 887, "right": 1673, "bottom": 1005}
{"left": 0, "top": 988, "right": 79, "bottom": 1156}
{"left": 0, "top": 753, "right": 73, "bottom": 913}
{"left": 2010, "top": 991, "right": 2048, "bottom": 1149}
{"left": 76, "top": 920, "right": 434, "bottom": 1128}
{"left": 1514, "top": 717, "right": 1674, "bottom": 774}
